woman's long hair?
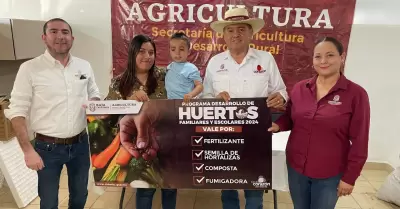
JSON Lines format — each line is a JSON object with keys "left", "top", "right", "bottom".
{"left": 119, "top": 35, "right": 158, "bottom": 99}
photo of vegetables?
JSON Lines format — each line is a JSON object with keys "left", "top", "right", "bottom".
{"left": 87, "top": 115, "right": 164, "bottom": 188}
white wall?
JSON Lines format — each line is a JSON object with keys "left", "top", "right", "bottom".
{"left": 345, "top": 0, "right": 400, "bottom": 168}
{"left": 0, "top": 0, "right": 113, "bottom": 98}
{"left": 346, "top": 27, "right": 400, "bottom": 168}
{"left": 0, "top": 0, "right": 399, "bottom": 168}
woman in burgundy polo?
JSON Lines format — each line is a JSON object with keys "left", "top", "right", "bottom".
{"left": 269, "top": 37, "right": 370, "bottom": 209}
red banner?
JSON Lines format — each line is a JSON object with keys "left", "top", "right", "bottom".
{"left": 111, "top": 0, "right": 356, "bottom": 92}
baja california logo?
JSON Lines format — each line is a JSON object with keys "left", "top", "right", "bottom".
{"left": 89, "top": 103, "right": 96, "bottom": 112}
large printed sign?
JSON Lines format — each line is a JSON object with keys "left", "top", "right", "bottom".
{"left": 86, "top": 98, "right": 272, "bottom": 189}
{"left": 111, "top": 0, "right": 356, "bottom": 92}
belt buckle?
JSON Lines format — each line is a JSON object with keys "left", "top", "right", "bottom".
{"left": 57, "top": 138, "right": 69, "bottom": 145}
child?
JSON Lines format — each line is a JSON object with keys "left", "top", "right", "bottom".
{"left": 138, "top": 32, "right": 203, "bottom": 209}
{"left": 165, "top": 32, "right": 203, "bottom": 103}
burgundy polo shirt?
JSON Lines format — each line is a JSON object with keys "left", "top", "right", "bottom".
{"left": 276, "top": 74, "right": 370, "bottom": 185}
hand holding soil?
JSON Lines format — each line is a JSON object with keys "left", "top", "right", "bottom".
{"left": 119, "top": 101, "right": 163, "bottom": 160}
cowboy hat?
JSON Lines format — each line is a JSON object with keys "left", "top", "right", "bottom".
{"left": 210, "top": 7, "right": 265, "bottom": 35}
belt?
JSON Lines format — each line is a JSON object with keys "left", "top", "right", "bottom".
{"left": 35, "top": 130, "right": 86, "bottom": 145}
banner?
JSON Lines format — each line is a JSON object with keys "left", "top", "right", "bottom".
{"left": 111, "top": 0, "right": 356, "bottom": 93}
{"left": 86, "top": 98, "right": 272, "bottom": 189}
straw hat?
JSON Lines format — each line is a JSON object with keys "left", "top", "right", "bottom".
{"left": 210, "top": 7, "right": 265, "bottom": 35}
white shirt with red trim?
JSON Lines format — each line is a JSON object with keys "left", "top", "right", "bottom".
{"left": 201, "top": 48, "right": 288, "bottom": 100}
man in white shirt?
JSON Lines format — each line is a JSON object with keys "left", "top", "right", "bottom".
{"left": 5, "top": 18, "right": 100, "bottom": 209}
{"left": 203, "top": 8, "right": 288, "bottom": 209}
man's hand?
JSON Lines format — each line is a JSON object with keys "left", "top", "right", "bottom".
{"left": 337, "top": 180, "right": 354, "bottom": 197}
{"left": 119, "top": 101, "right": 161, "bottom": 160}
{"left": 82, "top": 97, "right": 101, "bottom": 108}
{"left": 268, "top": 122, "right": 280, "bottom": 133}
{"left": 183, "top": 93, "right": 193, "bottom": 103}
{"left": 10, "top": 117, "right": 44, "bottom": 170}
{"left": 89, "top": 97, "right": 101, "bottom": 101}
{"left": 216, "top": 91, "right": 230, "bottom": 102}
{"left": 24, "top": 149, "right": 44, "bottom": 170}
{"left": 267, "top": 92, "right": 285, "bottom": 108}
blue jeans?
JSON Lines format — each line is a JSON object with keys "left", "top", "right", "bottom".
{"left": 136, "top": 188, "right": 177, "bottom": 209}
{"left": 221, "top": 190, "right": 264, "bottom": 209}
{"left": 34, "top": 133, "right": 90, "bottom": 209}
{"left": 287, "top": 164, "right": 341, "bottom": 209}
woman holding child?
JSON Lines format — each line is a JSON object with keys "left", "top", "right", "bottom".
{"left": 104, "top": 34, "right": 176, "bottom": 209}
{"left": 104, "top": 32, "right": 202, "bottom": 209}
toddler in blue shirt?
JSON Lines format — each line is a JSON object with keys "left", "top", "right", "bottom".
{"left": 165, "top": 32, "right": 203, "bottom": 102}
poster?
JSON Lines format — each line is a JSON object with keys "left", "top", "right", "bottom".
{"left": 111, "top": 0, "right": 356, "bottom": 93}
{"left": 86, "top": 98, "right": 272, "bottom": 189}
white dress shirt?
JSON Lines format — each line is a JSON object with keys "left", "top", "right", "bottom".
{"left": 4, "top": 50, "right": 100, "bottom": 138}
{"left": 201, "top": 48, "right": 288, "bottom": 100}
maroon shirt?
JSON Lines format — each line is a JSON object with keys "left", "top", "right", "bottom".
{"left": 276, "top": 74, "right": 370, "bottom": 185}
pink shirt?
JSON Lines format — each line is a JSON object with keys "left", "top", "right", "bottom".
{"left": 276, "top": 74, "right": 370, "bottom": 185}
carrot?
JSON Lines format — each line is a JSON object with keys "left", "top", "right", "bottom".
{"left": 93, "top": 133, "right": 121, "bottom": 169}
{"left": 91, "top": 154, "right": 98, "bottom": 163}
{"left": 116, "top": 146, "right": 133, "bottom": 167}
{"left": 101, "top": 149, "right": 120, "bottom": 181}
{"left": 87, "top": 116, "right": 96, "bottom": 123}
{"left": 101, "top": 146, "right": 132, "bottom": 182}
{"left": 116, "top": 168, "right": 128, "bottom": 182}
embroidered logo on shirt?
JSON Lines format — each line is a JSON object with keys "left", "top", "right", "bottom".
{"left": 253, "top": 65, "right": 266, "bottom": 73}
{"left": 216, "top": 64, "right": 228, "bottom": 73}
{"left": 328, "top": 95, "right": 342, "bottom": 105}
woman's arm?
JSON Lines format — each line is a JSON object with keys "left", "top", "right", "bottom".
{"left": 150, "top": 80, "right": 167, "bottom": 100}
{"left": 341, "top": 88, "right": 370, "bottom": 186}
